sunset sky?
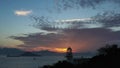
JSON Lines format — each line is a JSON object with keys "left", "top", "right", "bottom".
{"left": 0, "top": 0, "right": 120, "bottom": 53}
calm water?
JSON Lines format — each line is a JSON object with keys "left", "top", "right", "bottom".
{"left": 0, "top": 56, "right": 65, "bottom": 68}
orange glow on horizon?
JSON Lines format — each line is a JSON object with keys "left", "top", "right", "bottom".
{"left": 25, "top": 46, "right": 68, "bottom": 53}
{"left": 54, "top": 48, "right": 67, "bottom": 53}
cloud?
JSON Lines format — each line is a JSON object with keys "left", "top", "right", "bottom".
{"left": 10, "top": 28, "right": 120, "bottom": 52}
{"left": 56, "top": 12, "right": 120, "bottom": 29}
{"left": 56, "top": 0, "right": 120, "bottom": 10}
{"left": 55, "top": 18, "right": 92, "bottom": 22}
{"left": 93, "top": 12, "right": 120, "bottom": 27}
{"left": 14, "top": 10, "right": 32, "bottom": 16}
{"left": 31, "top": 12, "right": 120, "bottom": 31}
{"left": 15, "top": 11, "right": 119, "bottom": 52}
{"left": 10, "top": 32, "right": 69, "bottom": 51}
{"left": 55, "top": 18, "right": 104, "bottom": 29}
{"left": 31, "top": 16, "right": 101, "bottom": 31}
{"left": 108, "top": 27, "right": 120, "bottom": 31}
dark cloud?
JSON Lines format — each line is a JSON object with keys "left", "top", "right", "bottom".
{"left": 10, "top": 32, "right": 68, "bottom": 51}
{"left": 92, "top": 11, "right": 120, "bottom": 27}
{"left": 31, "top": 12, "right": 120, "bottom": 31}
{"left": 31, "top": 16, "right": 59, "bottom": 31}
{"left": 10, "top": 28, "right": 120, "bottom": 52}
{"left": 10, "top": 33, "right": 66, "bottom": 47}
{"left": 56, "top": 0, "right": 120, "bottom": 10}
{"left": 61, "top": 12, "right": 120, "bottom": 29}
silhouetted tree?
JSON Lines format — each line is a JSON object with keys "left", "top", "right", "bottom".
{"left": 90, "top": 44, "right": 120, "bottom": 68}
{"left": 97, "top": 44, "right": 119, "bottom": 56}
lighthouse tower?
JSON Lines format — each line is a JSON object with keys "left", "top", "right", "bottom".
{"left": 66, "top": 47, "right": 73, "bottom": 62}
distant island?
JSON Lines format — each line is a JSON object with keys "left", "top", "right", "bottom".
{"left": 19, "top": 52, "right": 41, "bottom": 57}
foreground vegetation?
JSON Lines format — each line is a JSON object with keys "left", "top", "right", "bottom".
{"left": 41, "top": 44, "right": 120, "bottom": 68}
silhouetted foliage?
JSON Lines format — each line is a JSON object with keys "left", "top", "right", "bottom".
{"left": 89, "top": 44, "right": 120, "bottom": 68}
{"left": 41, "top": 44, "right": 120, "bottom": 68}
{"left": 97, "top": 44, "right": 119, "bottom": 55}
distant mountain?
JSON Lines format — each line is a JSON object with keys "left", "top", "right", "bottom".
{"left": 0, "top": 47, "right": 95, "bottom": 57}
{"left": 33, "top": 50, "right": 65, "bottom": 56}
{"left": 33, "top": 50, "right": 95, "bottom": 57}
{"left": 0, "top": 48, "right": 64, "bottom": 56}
{"left": 0, "top": 48, "right": 24, "bottom": 56}
{"left": 20, "top": 52, "right": 41, "bottom": 57}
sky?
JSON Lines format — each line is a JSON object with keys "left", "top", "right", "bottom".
{"left": 0, "top": 0, "right": 120, "bottom": 53}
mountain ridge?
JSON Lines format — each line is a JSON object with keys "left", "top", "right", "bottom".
{"left": 0, "top": 47, "right": 94, "bottom": 57}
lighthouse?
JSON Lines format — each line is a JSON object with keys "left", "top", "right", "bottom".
{"left": 66, "top": 47, "right": 73, "bottom": 62}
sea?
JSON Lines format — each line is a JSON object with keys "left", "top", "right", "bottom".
{"left": 0, "top": 56, "right": 66, "bottom": 68}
